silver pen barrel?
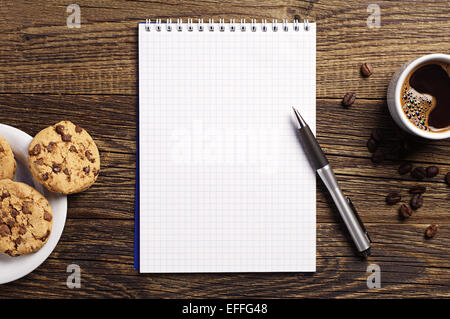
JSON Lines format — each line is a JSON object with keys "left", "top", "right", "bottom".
{"left": 317, "top": 165, "right": 371, "bottom": 254}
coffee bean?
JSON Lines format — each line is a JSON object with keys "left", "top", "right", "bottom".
{"left": 426, "top": 166, "right": 439, "bottom": 178}
{"left": 360, "top": 63, "right": 373, "bottom": 77}
{"left": 411, "top": 167, "right": 426, "bottom": 180}
{"left": 446, "top": 172, "right": 450, "bottom": 186}
{"left": 370, "top": 128, "right": 383, "bottom": 143}
{"left": 366, "top": 138, "right": 378, "bottom": 153}
{"left": 386, "top": 191, "right": 401, "bottom": 205}
{"left": 398, "top": 162, "right": 412, "bottom": 175}
{"left": 424, "top": 224, "right": 438, "bottom": 239}
{"left": 409, "top": 185, "right": 426, "bottom": 194}
{"left": 410, "top": 193, "right": 423, "bottom": 210}
{"left": 398, "top": 139, "right": 410, "bottom": 157}
{"left": 342, "top": 92, "right": 356, "bottom": 107}
{"left": 371, "top": 149, "right": 384, "bottom": 163}
{"left": 398, "top": 204, "right": 412, "bottom": 219}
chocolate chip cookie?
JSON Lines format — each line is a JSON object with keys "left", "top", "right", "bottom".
{"left": 28, "top": 121, "right": 100, "bottom": 194}
{"left": 0, "top": 179, "right": 53, "bottom": 256}
{"left": 0, "top": 136, "right": 17, "bottom": 180}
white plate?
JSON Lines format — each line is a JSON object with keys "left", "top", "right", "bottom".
{"left": 0, "top": 124, "right": 67, "bottom": 284}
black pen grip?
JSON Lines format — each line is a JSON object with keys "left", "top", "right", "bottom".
{"left": 297, "top": 125, "right": 329, "bottom": 170}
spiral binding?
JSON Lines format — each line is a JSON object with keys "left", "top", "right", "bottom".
{"left": 144, "top": 18, "right": 311, "bottom": 32}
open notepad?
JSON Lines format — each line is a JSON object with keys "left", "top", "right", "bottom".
{"left": 136, "top": 20, "right": 316, "bottom": 272}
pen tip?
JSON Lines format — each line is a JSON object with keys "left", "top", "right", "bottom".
{"left": 292, "top": 106, "right": 306, "bottom": 128}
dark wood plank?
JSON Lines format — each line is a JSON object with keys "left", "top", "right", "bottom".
{"left": 0, "top": 1, "right": 449, "bottom": 97}
{"left": 0, "top": 94, "right": 448, "bottom": 223}
{"left": 0, "top": 220, "right": 448, "bottom": 298}
{"left": 0, "top": 0, "right": 449, "bottom": 298}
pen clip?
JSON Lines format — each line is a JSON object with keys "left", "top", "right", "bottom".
{"left": 346, "top": 197, "right": 372, "bottom": 243}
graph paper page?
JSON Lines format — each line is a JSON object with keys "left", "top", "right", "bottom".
{"left": 138, "top": 22, "right": 316, "bottom": 272}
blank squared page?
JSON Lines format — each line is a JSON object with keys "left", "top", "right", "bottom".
{"left": 138, "top": 22, "right": 316, "bottom": 272}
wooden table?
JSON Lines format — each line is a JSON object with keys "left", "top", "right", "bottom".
{"left": 0, "top": 0, "right": 448, "bottom": 298}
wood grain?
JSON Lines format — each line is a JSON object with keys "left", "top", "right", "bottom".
{"left": 0, "top": 1, "right": 449, "bottom": 97}
{"left": 1, "top": 220, "right": 449, "bottom": 298}
{"left": 0, "top": 0, "right": 449, "bottom": 298}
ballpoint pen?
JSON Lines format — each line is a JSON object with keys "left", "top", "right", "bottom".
{"left": 292, "top": 107, "right": 372, "bottom": 257}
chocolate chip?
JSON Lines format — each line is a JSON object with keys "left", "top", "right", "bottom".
{"left": 34, "top": 158, "right": 44, "bottom": 166}
{"left": 69, "top": 145, "right": 78, "bottom": 153}
{"left": 18, "top": 225, "right": 26, "bottom": 235}
{"left": 366, "top": 138, "right": 378, "bottom": 153}
{"left": 42, "top": 173, "right": 49, "bottom": 181}
{"left": 0, "top": 145, "right": 4, "bottom": 152}
{"left": 399, "top": 204, "right": 413, "bottom": 219}
{"left": 0, "top": 224, "right": 11, "bottom": 237}
{"left": 85, "top": 150, "right": 95, "bottom": 163}
{"left": 43, "top": 211, "right": 52, "bottom": 221}
{"left": 63, "top": 168, "right": 69, "bottom": 175}
{"left": 83, "top": 166, "right": 90, "bottom": 174}
{"left": 410, "top": 193, "right": 423, "bottom": 210}
{"left": 411, "top": 167, "right": 426, "bottom": 180}
{"left": 398, "top": 162, "right": 413, "bottom": 175}
{"left": 342, "top": 92, "right": 356, "bottom": 107}
{"left": 75, "top": 125, "right": 83, "bottom": 133}
{"left": 425, "top": 224, "right": 438, "bottom": 239}
{"left": 52, "top": 163, "right": 62, "bottom": 173}
{"left": 14, "top": 237, "right": 22, "bottom": 246}
{"left": 446, "top": 172, "right": 450, "bottom": 186}
{"left": 93, "top": 168, "right": 99, "bottom": 176}
{"left": 371, "top": 149, "right": 384, "bottom": 163}
{"left": 9, "top": 208, "right": 18, "bottom": 218}
{"left": 6, "top": 219, "right": 15, "bottom": 228}
{"left": 29, "top": 144, "right": 41, "bottom": 156}
{"left": 41, "top": 230, "right": 50, "bottom": 241}
{"left": 22, "top": 202, "right": 33, "bottom": 214}
{"left": 426, "top": 166, "right": 439, "bottom": 178}
{"left": 386, "top": 192, "right": 401, "bottom": 205}
{"left": 1, "top": 191, "right": 10, "bottom": 200}
{"left": 409, "top": 185, "right": 426, "bottom": 194}
{"left": 47, "top": 142, "right": 57, "bottom": 152}
{"left": 360, "top": 62, "right": 374, "bottom": 77}
{"left": 62, "top": 134, "right": 72, "bottom": 142}
{"left": 55, "top": 125, "right": 65, "bottom": 135}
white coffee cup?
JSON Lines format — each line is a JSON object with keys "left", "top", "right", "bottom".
{"left": 387, "top": 53, "right": 450, "bottom": 140}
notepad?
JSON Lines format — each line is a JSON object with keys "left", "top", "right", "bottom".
{"left": 136, "top": 20, "right": 316, "bottom": 272}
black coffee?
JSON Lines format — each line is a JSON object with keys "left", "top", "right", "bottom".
{"left": 400, "top": 61, "right": 450, "bottom": 133}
